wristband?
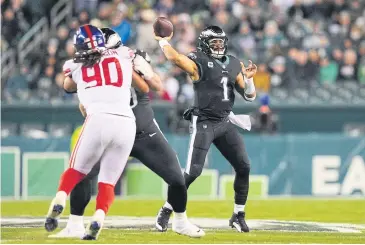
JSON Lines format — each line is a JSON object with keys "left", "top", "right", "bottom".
{"left": 159, "top": 39, "right": 171, "bottom": 51}
{"left": 244, "top": 77, "right": 255, "bottom": 95}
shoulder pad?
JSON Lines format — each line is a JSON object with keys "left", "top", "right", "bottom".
{"left": 117, "top": 46, "right": 135, "bottom": 60}
{"left": 187, "top": 51, "right": 207, "bottom": 62}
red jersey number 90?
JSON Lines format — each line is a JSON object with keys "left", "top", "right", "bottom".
{"left": 81, "top": 57, "right": 123, "bottom": 88}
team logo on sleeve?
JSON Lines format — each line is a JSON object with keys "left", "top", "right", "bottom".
{"left": 187, "top": 52, "right": 197, "bottom": 60}
{"left": 208, "top": 62, "right": 214, "bottom": 68}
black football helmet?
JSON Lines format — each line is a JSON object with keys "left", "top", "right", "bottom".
{"left": 197, "top": 26, "right": 228, "bottom": 59}
{"left": 100, "top": 27, "right": 122, "bottom": 49}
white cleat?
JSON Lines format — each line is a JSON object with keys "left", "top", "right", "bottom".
{"left": 172, "top": 221, "right": 205, "bottom": 238}
{"left": 48, "top": 226, "right": 85, "bottom": 238}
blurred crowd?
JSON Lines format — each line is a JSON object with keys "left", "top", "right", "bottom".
{"left": 2, "top": 0, "right": 365, "bottom": 104}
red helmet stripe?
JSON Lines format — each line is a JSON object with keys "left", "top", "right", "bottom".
{"left": 84, "top": 25, "right": 95, "bottom": 49}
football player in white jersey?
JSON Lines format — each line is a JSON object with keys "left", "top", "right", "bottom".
{"left": 44, "top": 24, "right": 148, "bottom": 240}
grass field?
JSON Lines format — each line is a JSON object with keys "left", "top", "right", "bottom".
{"left": 1, "top": 199, "right": 365, "bottom": 243}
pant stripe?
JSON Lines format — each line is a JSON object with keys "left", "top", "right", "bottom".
{"left": 185, "top": 115, "right": 197, "bottom": 174}
{"left": 153, "top": 118, "right": 168, "bottom": 142}
{"left": 69, "top": 116, "right": 90, "bottom": 168}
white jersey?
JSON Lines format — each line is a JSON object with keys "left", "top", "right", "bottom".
{"left": 63, "top": 46, "right": 135, "bottom": 118}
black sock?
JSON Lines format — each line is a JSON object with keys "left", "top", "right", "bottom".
{"left": 234, "top": 165, "right": 250, "bottom": 205}
{"left": 70, "top": 177, "right": 92, "bottom": 216}
{"left": 167, "top": 184, "right": 187, "bottom": 213}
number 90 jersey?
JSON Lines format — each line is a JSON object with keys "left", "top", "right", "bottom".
{"left": 187, "top": 51, "right": 241, "bottom": 120}
{"left": 63, "top": 46, "right": 135, "bottom": 119}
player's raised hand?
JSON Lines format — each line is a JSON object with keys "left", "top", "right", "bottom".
{"left": 241, "top": 60, "right": 257, "bottom": 79}
{"left": 154, "top": 31, "right": 173, "bottom": 41}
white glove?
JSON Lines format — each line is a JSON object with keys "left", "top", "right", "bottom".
{"left": 133, "top": 54, "right": 154, "bottom": 80}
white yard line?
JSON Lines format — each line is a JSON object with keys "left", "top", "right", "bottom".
{"left": 1, "top": 217, "right": 364, "bottom": 233}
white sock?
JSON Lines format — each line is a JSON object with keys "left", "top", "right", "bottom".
{"left": 174, "top": 211, "right": 188, "bottom": 227}
{"left": 163, "top": 201, "right": 173, "bottom": 211}
{"left": 174, "top": 211, "right": 187, "bottom": 220}
{"left": 55, "top": 191, "right": 67, "bottom": 205}
{"left": 93, "top": 209, "right": 106, "bottom": 223}
{"left": 66, "top": 214, "right": 84, "bottom": 229}
{"left": 234, "top": 204, "right": 245, "bottom": 214}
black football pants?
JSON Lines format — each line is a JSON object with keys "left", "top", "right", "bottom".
{"left": 184, "top": 116, "right": 250, "bottom": 205}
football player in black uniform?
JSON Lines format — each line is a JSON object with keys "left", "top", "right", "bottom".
{"left": 50, "top": 28, "right": 204, "bottom": 239}
{"left": 155, "top": 26, "right": 257, "bottom": 233}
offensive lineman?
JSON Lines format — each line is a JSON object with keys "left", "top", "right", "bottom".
{"left": 155, "top": 25, "right": 257, "bottom": 233}
{"left": 44, "top": 24, "right": 151, "bottom": 240}
{"left": 50, "top": 28, "right": 205, "bottom": 239}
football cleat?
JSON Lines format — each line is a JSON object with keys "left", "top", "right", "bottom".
{"left": 82, "top": 221, "right": 102, "bottom": 240}
{"left": 229, "top": 211, "right": 249, "bottom": 232}
{"left": 48, "top": 226, "right": 85, "bottom": 238}
{"left": 172, "top": 220, "right": 205, "bottom": 238}
{"left": 44, "top": 204, "right": 64, "bottom": 232}
{"left": 155, "top": 207, "right": 173, "bottom": 232}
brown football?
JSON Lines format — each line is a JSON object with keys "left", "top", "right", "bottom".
{"left": 153, "top": 17, "right": 173, "bottom": 38}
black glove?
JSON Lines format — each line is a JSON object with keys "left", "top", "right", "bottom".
{"left": 183, "top": 107, "right": 194, "bottom": 121}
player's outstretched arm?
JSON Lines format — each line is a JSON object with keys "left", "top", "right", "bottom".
{"left": 235, "top": 60, "right": 257, "bottom": 102}
{"left": 63, "top": 77, "right": 77, "bottom": 93}
{"left": 133, "top": 54, "right": 163, "bottom": 91}
{"left": 145, "top": 72, "right": 163, "bottom": 91}
{"left": 132, "top": 71, "right": 150, "bottom": 93}
{"left": 155, "top": 34, "right": 200, "bottom": 81}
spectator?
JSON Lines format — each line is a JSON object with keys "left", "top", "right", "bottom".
{"left": 319, "top": 55, "right": 339, "bottom": 85}
{"left": 269, "top": 56, "right": 292, "bottom": 88}
{"left": 56, "top": 25, "right": 69, "bottom": 52}
{"left": 250, "top": 94, "right": 279, "bottom": 135}
{"left": 155, "top": 0, "right": 176, "bottom": 16}
{"left": 136, "top": 9, "right": 157, "bottom": 53}
{"left": 213, "top": 10, "right": 239, "bottom": 35}
{"left": 3, "top": 66, "right": 30, "bottom": 102}
{"left": 358, "top": 41, "right": 365, "bottom": 84}
{"left": 259, "top": 20, "right": 288, "bottom": 51}
{"left": 338, "top": 49, "right": 358, "bottom": 81}
{"left": 111, "top": 9, "right": 131, "bottom": 44}
{"left": 292, "top": 50, "right": 318, "bottom": 85}
{"left": 2, "top": 8, "right": 22, "bottom": 47}
{"left": 78, "top": 10, "right": 90, "bottom": 25}
{"left": 254, "top": 63, "right": 271, "bottom": 93}
{"left": 231, "top": 22, "right": 257, "bottom": 60}
{"left": 93, "top": 2, "right": 112, "bottom": 27}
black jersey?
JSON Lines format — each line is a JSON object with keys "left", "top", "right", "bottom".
{"left": 130, "top": 88, "right": 154, "bottom": 132}
{"left": 187, "top": 51, "right": 241, "bottom": 121}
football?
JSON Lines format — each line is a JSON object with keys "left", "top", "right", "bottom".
{"left": 153, "top": 17, "right": 173, "bottom": 38}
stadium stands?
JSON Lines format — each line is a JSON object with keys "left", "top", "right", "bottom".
{"left": 1, "top": 0, "right": 365, "bottom": 104}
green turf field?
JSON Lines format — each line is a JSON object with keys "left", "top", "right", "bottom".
{"left": 1, "top": 199, "right": 365, "bottom": 243}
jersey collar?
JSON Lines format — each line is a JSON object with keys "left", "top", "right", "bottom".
{"left": 214, "top": 55, "right": 230, "bottom": 69}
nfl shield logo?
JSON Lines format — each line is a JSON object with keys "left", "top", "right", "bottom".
{"left": 208, "top": 62, "right": 214, "bottom": 68}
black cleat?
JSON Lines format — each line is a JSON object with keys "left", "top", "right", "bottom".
{"left": 82, "top": 221, "right": 101, "bottom": 240}
{"left": 44, "top": 204, "right": 64, "bottom": 232}
{"left": 229, "top": 212, "right": 249, "bottom": 232}
{"left": 155, "top": 207, "right": 173, "bottom": 232}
